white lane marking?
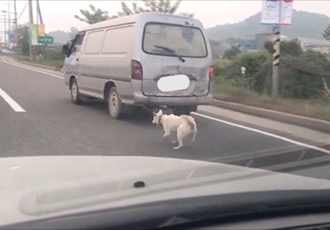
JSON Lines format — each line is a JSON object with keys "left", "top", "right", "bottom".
{"left": 3, "top": 57, "right": 330, "bottom": 154}
{"left": 0, "top": 88, "right": 25, "bottom": 112}
{"left": 192, "top": 112, "right": 330, "bottom": 155}
{"left": 2, "top": 58, "right": 63, "bottom": 79}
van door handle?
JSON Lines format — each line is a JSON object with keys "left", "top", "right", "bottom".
{"left": 76, "top": 58, "right": 79, "bottom": 61}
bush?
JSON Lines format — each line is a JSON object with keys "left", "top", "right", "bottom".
{"left": 264, "top": 40, "right": 303, "bottom": 57}
{"left": 213, "top": 50, "right": 330, "bottom": 100}
{"left": 43, "top": 45, "right": 65, "bottom": 60}
{"left": 214, "top": 52, "right": 271, "bottom": 95}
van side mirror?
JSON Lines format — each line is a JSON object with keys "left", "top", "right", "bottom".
{"left": 62, "top": 44, "right": 68, "bottom": 55}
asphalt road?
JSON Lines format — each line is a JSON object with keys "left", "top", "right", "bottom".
{"left": 1, "top": 58, "right": 330, "bottom": 178}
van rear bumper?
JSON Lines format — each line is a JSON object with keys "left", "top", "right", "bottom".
{"left": 132, "top": 93, "right": 213, "bottom": 106}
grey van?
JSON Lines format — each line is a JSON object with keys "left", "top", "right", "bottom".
{"left": 62, "top": 12, "right": 214, "bottom": 119}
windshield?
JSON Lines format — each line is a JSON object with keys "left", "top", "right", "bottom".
{"left": 2, "top": 0, "right": 330, "bottom": 228}
{"left": 142, "top": 23, "right": 207, "bottom": 57}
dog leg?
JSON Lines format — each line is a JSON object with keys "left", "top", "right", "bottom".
{"left": 191, "top": 130, "right": 197, "bottom": 142}
{"left": 173, "top": 133, "right": 184, "bottom": 150}
{"left": 162, "top": 133, "right": 170, "bottom": 140}
{"left": 170, "top": 133, "right": 177, "bottom": 144}
{"left": 162, "top": 132, "right": 176, "bottom": 143}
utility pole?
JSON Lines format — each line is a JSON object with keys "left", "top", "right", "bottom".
{"left": 35, "top": 0, "right": 39, "bottom": 58}
{"left": 13, "top": 0, "right": 17, "bottom": 50}
{"left": 271, "top": 0, "right": 282, "bottom": 103}
{"left": 35, "top": 0, "right": 38, "bottom": 25}
{"left": 14, "top": 0, "right": 17, "bottom": 31}
{"left": 36, "top": 0, "right": 44, "bottom": 56}
{"left": 4, "top": 14, "right": 7, "bottom": 46}
{"left": 7, "top": 1, "right": 10, "bottom": 34}
{"left": 36, "top": 0, "right": 43, "bottom": 24}
{"left": 28, "top": 0, "right": 34, "bottom": 61}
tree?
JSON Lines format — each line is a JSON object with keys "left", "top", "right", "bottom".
{"left": 116, "top": 2, "right": 146, "bottom": 17}
{"left": 13, "top": 24, "right": 29, "bottom": 55}
{"left": 74, "top": 5, "right": 113, "bottom": 24}
{"left": 322, "top": 24, "right": 330, "bottom": 41}
{"left": 68, "top": 27, "right": 79, "bottom": 39}
{"left": 178, "top": 12, "right": 195, "bottom": 17}
{"left": 75, "top": 0, "right": 194, "bottom": 24}
{"left": 223, "top": 45, "right": 241, "bottom": 60}
{"left": 225, "top": 37, "right": 241, "bottom": 47}
{"left": 264, "top": 40, "right": 303, "bottom": 57}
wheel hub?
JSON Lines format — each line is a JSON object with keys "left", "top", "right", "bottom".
{"left": 72, "top": 83, "right": 77, "bottom": 99}
{"left": 110, "top": 92, "right": 118, "bottom": 113}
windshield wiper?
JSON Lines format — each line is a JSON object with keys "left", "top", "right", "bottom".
{"left": 154, "top": 45, "right": 185, "bottom": 62}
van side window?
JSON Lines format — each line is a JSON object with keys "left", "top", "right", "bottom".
{"left": 102, "top": 26, "right": 132, "bottom": 54}
{"left": 75, "top": 34, "right": 85, "bottom": 46}
{"left": 70, "top": 34, "right": 85, "bottom": 54}
{"left": 84, "top": 30, "right": 104, "bottom": 54}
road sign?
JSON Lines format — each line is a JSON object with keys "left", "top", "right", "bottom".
{"left": 38, "top": 36, "right": 54, "bottom": 45}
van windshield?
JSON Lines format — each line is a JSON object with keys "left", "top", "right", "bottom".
{"left": 142, "top": 23, "right": 207, "bottom": 58}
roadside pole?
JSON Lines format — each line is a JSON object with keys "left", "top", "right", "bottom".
{"left": 28, "top": 0, "right": 33, "bottom": 61}
{"left": 7, "top": 1, "right": 10, "bottom": 35}
{"left": 14, "top": 0, "right": 17, "bottom": 31}
{"left": 272, "top": 25, "right": 280, "bottom": 102}
{"left": 261, "top": 0, "right": 293, "bottom": 103}
{"left": 3, "top": 14, "right": 7, "bottom": 46}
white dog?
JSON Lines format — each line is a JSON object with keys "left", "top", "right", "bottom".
{"left": 152, "top": 109, "right": 197, "bottom": 150}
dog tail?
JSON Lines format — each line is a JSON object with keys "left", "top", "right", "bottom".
{"left": 181, "top": 115, "right": 197, "bottom": 131}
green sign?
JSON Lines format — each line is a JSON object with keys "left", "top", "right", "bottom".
{"left": 38, "top": 36, "right": 54, "bottom": 44}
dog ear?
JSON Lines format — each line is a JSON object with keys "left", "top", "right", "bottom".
{"left": 152, "top": 112, "right": 156, "bottom": 116}
{"left": 159, "top": 109, "right": 163, "bottom": 114}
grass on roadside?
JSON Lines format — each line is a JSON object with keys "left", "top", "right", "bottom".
{"left": 214, "top": 79, "right": 330, "bottom": 122}
{"left": 12, "top": 54, "right": 63, "bottom": 70}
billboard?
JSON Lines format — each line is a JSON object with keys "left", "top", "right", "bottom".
{"left": 30, "top": 24, "right": 46, "bottom": 45}
{"left": 9, "top": 34, "right": 19, "bottom": 44}
{"left": 261, "top": 0, "right": 293, "bottom": 25}
{"left": 38, "top": 24, "right": 45, "bottom": 36}
{"left": 30, "top": 24, "right": 38, "bottom": 45}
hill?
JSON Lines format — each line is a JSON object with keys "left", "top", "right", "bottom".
{"left": 206, "top": 10, "right": 330, "bottom": 41}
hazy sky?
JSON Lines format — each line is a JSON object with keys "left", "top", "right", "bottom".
{"left": 1, "top": 0, "right": 330, "bottom": 33}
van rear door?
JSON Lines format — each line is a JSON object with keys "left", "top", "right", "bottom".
{"left": 140, "top": 22, "right": 212, "bottom": 97}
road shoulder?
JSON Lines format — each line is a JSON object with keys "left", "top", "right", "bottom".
{"left": 197, "top": 105, "right": 330, "bottom": 146}
{"left": 211, "top": 99, "right": 330, "bottom": 134}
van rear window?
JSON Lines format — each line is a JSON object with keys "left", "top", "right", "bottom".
{"left": 142, "top": 23, "right": 207, "bottom": 58}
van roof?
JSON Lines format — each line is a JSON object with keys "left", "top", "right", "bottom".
{"left": 80, "top": 12, "right": 198, "bottom": 32}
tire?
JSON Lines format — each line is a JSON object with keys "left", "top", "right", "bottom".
{"left": 71, "top": 78, "right": 82, "bottom": 105}
{"left": 108, "top": 86, "right": 123, "bottom": 119}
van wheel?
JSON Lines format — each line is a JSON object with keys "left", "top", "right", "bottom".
{"left": 108, "top": 87, "right": 123, "bottom": 119}
{"left": 71, "top": 78, "right": 82, "bottom": 105}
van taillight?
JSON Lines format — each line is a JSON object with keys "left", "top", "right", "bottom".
{"left": 131, "top": 60, "right": 143, "bottom": 80}
{"left": 209, "top": 65, "right": 214, "bottom": 81}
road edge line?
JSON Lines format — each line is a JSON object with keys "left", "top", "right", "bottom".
{"left": 192, "top": 112, "right": 330, "bottom": 155}
{"left": 2, "top": 58, "right": 63, "bottom": 79}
